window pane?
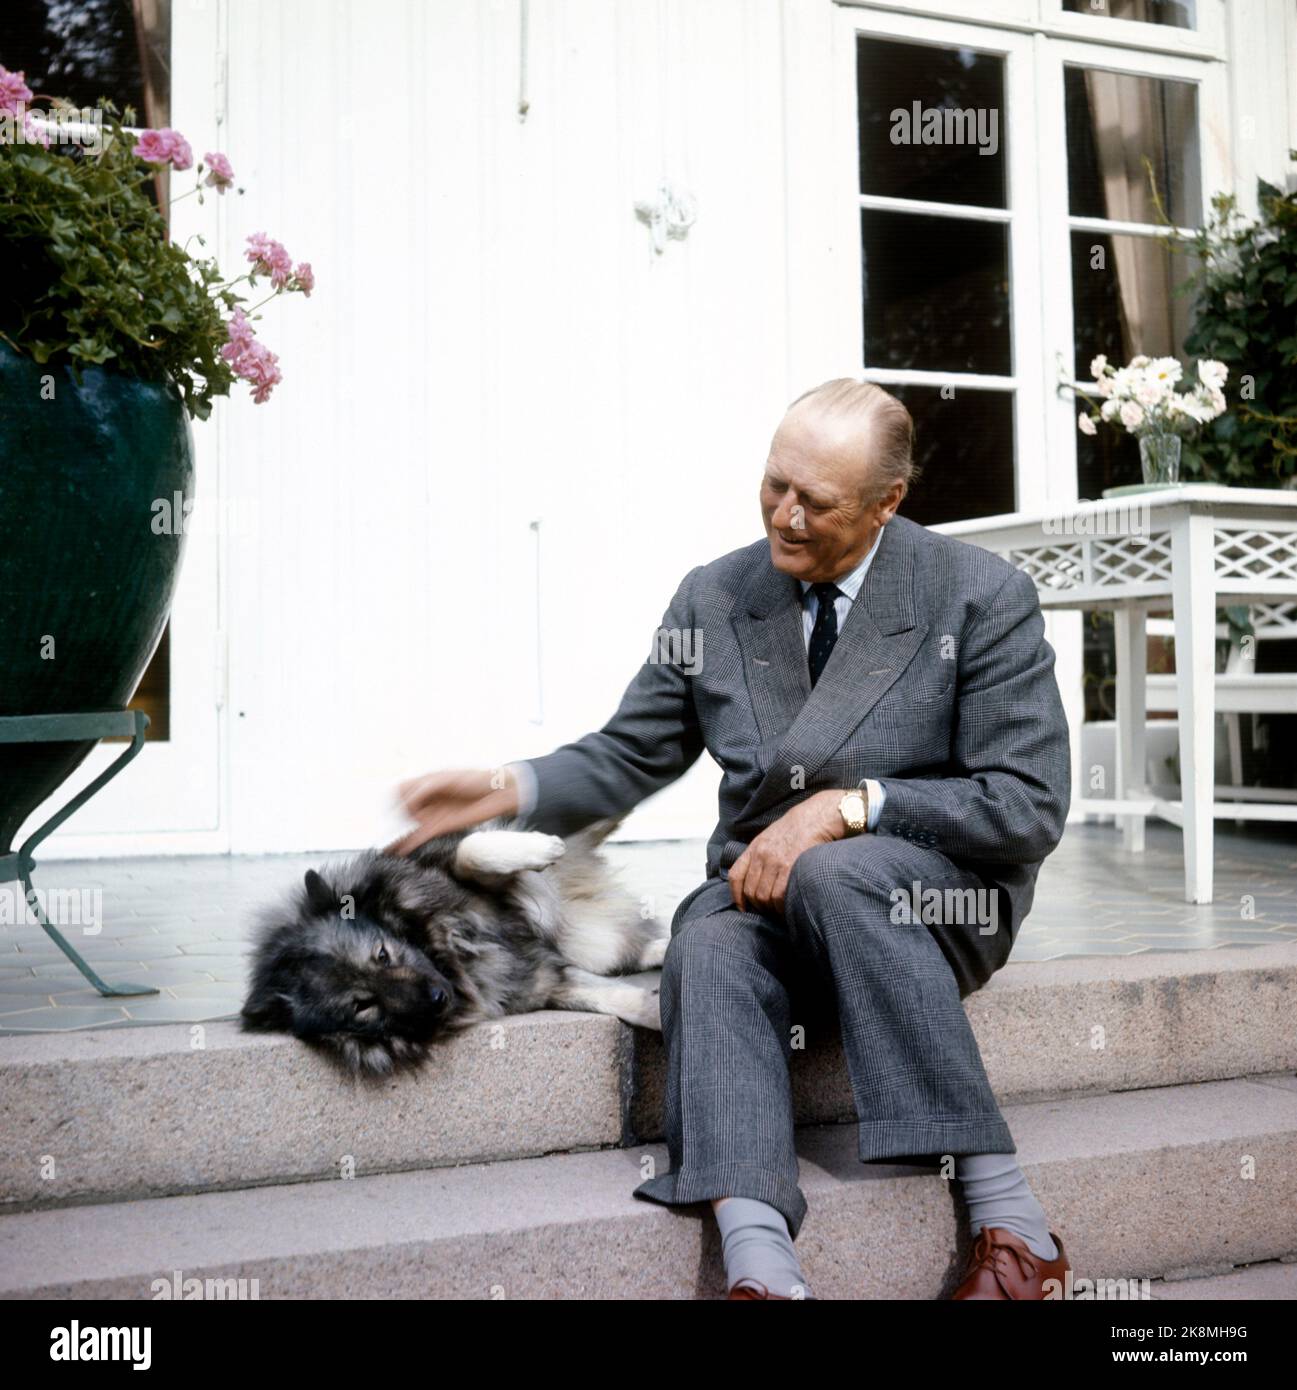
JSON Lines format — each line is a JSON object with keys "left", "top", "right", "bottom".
{"left": 1077, "top": 422, "right": 1143, "bottom": 501}
{"left": 862, "top": 211, "right": 1011, "bottom": 375}
{"left": 1071, "top": 230, "right": 1197, "bottom": 381}
{"left": 3, "top": 0, "right": 171, "bottom": 126}
{"left": 1065, "top": 66, "right": 1201, "bottom": 226}
{"left": 886, "top": 386, "right": 1015, "bottom": 526}
{"left": 1063, "top": 0, "right": 1196, "bottom": 30}
{"left": 857, "top": 37, "right": 1007, "bottom": 209}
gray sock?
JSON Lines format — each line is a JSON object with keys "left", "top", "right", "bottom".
{"left": 714, "top": 1197, "right": 813, "bottom": 1299}
{"left": 956, "top": 1152, "right": 1058, "bottom": 1260}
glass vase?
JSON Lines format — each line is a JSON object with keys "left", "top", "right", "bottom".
{"left": 1139, "top": 431, "right": 1182, "bottom": 486}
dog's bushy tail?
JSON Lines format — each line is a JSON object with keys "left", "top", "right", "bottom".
{"left": 547, "top": 813, "right": 634, "bottom": 912}
{"left": 565, "top": 814, "right": 626, "bottom": 851}
{"left": 547, "top": 813, "right": 659, "bottom": 962}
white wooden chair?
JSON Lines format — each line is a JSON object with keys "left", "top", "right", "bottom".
{"left": 1142, "top": 601, "right": 1297, "bottom": 814}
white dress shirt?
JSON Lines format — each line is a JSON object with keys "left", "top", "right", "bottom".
{"left": 508, "top": 527, "right": 889, "bottom": 831}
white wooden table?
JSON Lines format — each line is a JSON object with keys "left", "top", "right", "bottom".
{"left": 933, "top": 486, "right": 1297, "bottom": 903}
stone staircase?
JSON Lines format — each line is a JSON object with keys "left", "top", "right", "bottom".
{"left": 2, "top": 941, "right": 1295, "bottom": 1299}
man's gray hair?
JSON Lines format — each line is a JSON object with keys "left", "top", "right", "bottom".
{"left": 785, "top": 378, "right": 919, "bottom": 505}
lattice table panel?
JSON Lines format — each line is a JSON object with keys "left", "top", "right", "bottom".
{"left": 1004, "top": 543, "right": 1085, "bottom": 593}
{"left": 1214, "top": 529, "right": 1297, "bottom": 583}
{"left": 1091, "top": 532, "right": 1174, "bottom": 588}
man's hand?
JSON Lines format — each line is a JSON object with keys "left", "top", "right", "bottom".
{"left": 728, "top": 789, "right": 853, "bottom": 916}
{"left": 385, "top": 767, "right": 521, "bottom": 856}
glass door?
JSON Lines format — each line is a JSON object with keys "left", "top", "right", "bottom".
{"left": 1057, "top": 48, "right": 1215, "bottom": 496}
{"left": 833, "top": 1, "right": 1226, "bottom": 522}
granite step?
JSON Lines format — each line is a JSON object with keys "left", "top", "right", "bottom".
{"left": 2, "top": 943, "right": 1294, "bottom": 1211}
{"left": 2, "top": 1075, "right": 1295, "bottom": 1299}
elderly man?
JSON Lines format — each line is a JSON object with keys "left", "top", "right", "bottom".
{"left": 397, "top": 378, "right": 1073, "bottom": 1300}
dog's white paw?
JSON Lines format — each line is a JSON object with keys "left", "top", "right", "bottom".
{"left": 456, "top": 830, "right": 565, "bottom": 877}
{"left": 631, "top": 989, "right": 662, "bottom": 1031}
{"left": 639, "top": 935, "right": 669, "bottom": 969}
{"left": 532, "top": 834, "right": 566, "bottom": 867}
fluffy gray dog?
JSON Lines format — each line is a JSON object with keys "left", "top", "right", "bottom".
{"left": 240, "top": 818, "right": 666, "bottom": 1078}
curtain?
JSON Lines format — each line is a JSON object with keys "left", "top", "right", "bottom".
{"left": 1081, "top": 66, "right": 1195, "bottom": 366}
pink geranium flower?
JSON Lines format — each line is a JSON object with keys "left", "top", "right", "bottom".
{"left": 0, "top": 66, "right": 33, "bottom": 116}
{"left": 132, "top": 129, "right": 169, "bottom": 162}
{"left": 244, "top": 347, "right": 283, "bottom": 404}
{"left": 203, "top": 151, "right": 235, "bottom": 192}
{"left": 245, "top": 232, "right": 295, "bottom": 289}
{"left": 134, "top": 127, "right": 193, "bottom": 170}
{"left": 165, "top": 130, "right": 193, "bottom": 170}
{"left": 220, "top": 308, "right": 283, "bottom": 404}
{"left": 293, "top": 262, "right": 314, "bottom": 297}
{"left": 223, "top": 307, "right": 256, "bottom": 352}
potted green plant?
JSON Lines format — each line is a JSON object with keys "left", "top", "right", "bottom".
{"left": 1174, "top": 173, "right": 1297, "bottom": 489}
{"left": 0, "top": 73, "right": 313, "bottom": 859}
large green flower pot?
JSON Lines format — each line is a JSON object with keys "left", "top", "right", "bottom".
{"left": 0, "top": 342, "right": 194, "bottom": 854}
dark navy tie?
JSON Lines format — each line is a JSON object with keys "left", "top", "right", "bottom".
{"left": 807, "top": 582, "right": 842, "bottom": 688}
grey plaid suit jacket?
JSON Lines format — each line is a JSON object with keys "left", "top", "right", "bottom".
{"left": 519, "top": 513, "right": 1072, "bottom": 966}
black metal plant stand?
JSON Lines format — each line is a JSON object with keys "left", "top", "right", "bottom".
{"left": 0, "top": 710, "right": 159, "bottom": 997}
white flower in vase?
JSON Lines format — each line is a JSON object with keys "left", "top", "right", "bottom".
{"left": 1147, "top": 356, "right": 1184, "bottom": 388}
{"left": 1075, "top": 357, "right": 1230, "bottom": 491}
{"left": 1120, "top": 401, "right": 1146, "bottom": 431}
{"left": 1197, "top": 359, "right": 1229, "bottom": 391}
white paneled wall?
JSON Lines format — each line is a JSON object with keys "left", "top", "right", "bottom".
{"left": 219, "top": 0, "right": 810, "bottom": 851}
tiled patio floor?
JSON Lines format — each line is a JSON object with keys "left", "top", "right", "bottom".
{"left": 0, "top": 822, "right": 1293, "bottom": 1034}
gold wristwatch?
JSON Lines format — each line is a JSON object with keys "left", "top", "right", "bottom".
{"left": 838, "top": 788, "right": 867, "bottom": 835}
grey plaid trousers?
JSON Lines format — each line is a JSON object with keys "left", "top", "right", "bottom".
{"left": 631, "top": 833, "right": 1017, "bottom": 1241}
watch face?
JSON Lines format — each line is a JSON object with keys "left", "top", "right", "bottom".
{"left": 840, "top": 791, "right": 866, "bottom": 829}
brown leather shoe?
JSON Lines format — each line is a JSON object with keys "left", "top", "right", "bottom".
{"left": 727, "top": 1278, "right": 813, "bottom": 1300}
{"left": 950, "top": 1227, "right": 1070, "bottom": 1300}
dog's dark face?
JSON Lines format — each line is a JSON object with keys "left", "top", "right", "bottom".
{"left": 241, "top": 858, "right": 467, "bottom": 1079}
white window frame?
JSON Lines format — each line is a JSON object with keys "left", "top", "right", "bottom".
{"left": 829, "top": 1, "right": 1232, "bottom": 518}
{"left": 837, "top": 0, "right": 1228, "bottom": 58}
{"left": 1041, "top": 0, "right": 1227, "bottom": 58}
{"left": 834, "top": 9, "right": 1047, "bottom": 511}
{"left": 1037, "top": 37, "right": 1230, "bottom": 506}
